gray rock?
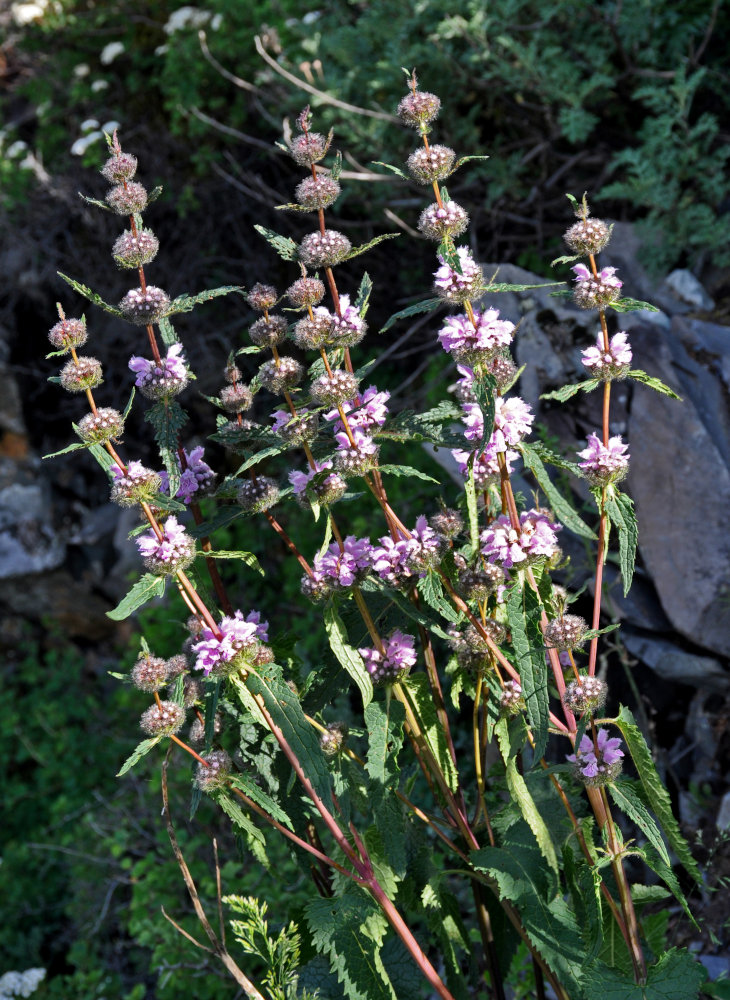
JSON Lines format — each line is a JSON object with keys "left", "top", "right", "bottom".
{"left": 716, "top": 790, "right": 730, "bottom": 831}
{"left": 622, "top": 631, "right": 727, "bottom": 691}
{"left": 0, "top": 463, "right": 66, "bottom": 579}
{"left": 661, "top": 269, "right": 715, "bottom": 311}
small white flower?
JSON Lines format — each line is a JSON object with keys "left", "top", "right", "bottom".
{"left": 163, "top": 6, "right": 212, "bottom": 33}
{"left": 101, "top": 119, "right": 121, "bottom": 134}
{"left": 73, "top": 63, "right": 90, "bottom": 77}
{"left": 11, "top": 2, "right": 48, "bottom": 26}
{"left": 0, "top": 967, "right": 46, "bottom": 999}
{"left": 100, "top": 41, "right": 125, "bottom": 65}
{"left": 91, "top": 79, "right": 109, "bottom": 92}
{"left": 71, "top": 132, "right": 103, "bottom": 156}
{"left": 5, "top": 140, "right": 28, "bottom": 158}
{"left": 80, "top": 118, "right": 100, "bottom": 133}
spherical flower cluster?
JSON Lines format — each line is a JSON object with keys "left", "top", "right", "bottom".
{"left": 119, "top": 285, "right": 170, "bottom": 325}
{"left": 195, "top": 750, "right": 232, "bottom": 791}
{"left": 564, "top": 217, "right": 611, "bottom": 256}
{"left": 290, "top": 461, "right": 347, "bottom": 506}
{"left": 249, "top": 314, "right": 288, "bottom": 348}
{"left": 159, "top": 447, "right": 215, "bottom": 504}
{"left": 106, "top": 181, "right": 147, "bottom": 214}
{"left": 325, "top": 385, "right": 390, "bottom": 435}
{"left": 360, "top": 630, "right": 416, "bottom": 685}
{"left": 567, "top": 728, "right": 624, "bottom": 786}
{"left": 333, "top": 428, "right": 379, "bottom": 477}
{"left": 480, "top": 510, "right": 561, "bottom": 569}
{"left": 429, "top": 507, "right": 463, "bottom": 539}
{"left": 370, "top": 534, "right": 413, "bottom": 588}
{"left": 500, "top": 680, "right": 525, "bottom": 716}
{"left": 287, "top": 275, "right": 326, "bottom": 308}
{"left": 189, "top": 712, "right": 222, "bottom": 745}
{"left": 310, "top": 370, "right": 359, "bottom": 407}
{"left": 320, "top": 722, "right": 349, "bottom": 757}
{"left": 544, "top": 614, "right": 589, "bottom": 651}
{"left": 271, "top": 408, "right": 319, "bottom": 446}
{"left": 407, "top": 144, "right": 455, "bottom": 184}
{"left": 571, "top": 264, "right": 622, "bottom": 309}
{"left": 258, "top": 357, "right": 304, "bottom": 394}
{"left": 451, "top": 442, "right": 518, "bottom": 490}
{"left": 418, "top": 201, "right": 468, "bottom": 241}
{"left": 437, "top": 308, "right": 515, "bottom": 362}
{"left": 581, "top": 331, "right": 632, "bottom": 379}
{"left": 309, "top": 536, "right": 373, "bottom": 591}
{"left": 128, "top": 343, "right": 188, "bottom": 399}
{"left": 295, "top": 174, "right": 341, "bottom": 210}
{"left": 458, "top": 563, "right": 505, "bottom": 601}
{"left": 448, "top": 621, "right": 506, "bottom": 672}
{"left": 59, "top": 356, "right": 103, "bottom": 392}
{"left": 101, "top": 150, "right": 137, "bottom": 182}
{"left": 140, "top": 700, "right": 185, "bottom": 736}
{"left": 292, "top": 312, "right": 334, "bottom": 350}
{"left": 112, "top": 228, "right": 159, "bottom": 268}
{"left": 193, "top": 610, "right": 269, "bottom": 676}
{"left": 397, "top": 90, "right": 441, "bottom": 128}
{"left": 110, "top": 461, "right": 162, "bottom": 507}
{"left": 77, "top": 407, "right": 124, "bottom": 444}
{"left": 288, "top": 130, "right": 331, "bottom": 166}
{"left": 247, "top": 283, "right": 278, "bottom": 311}
{"left": 461, "top": 395, "right": 533, "bottom": 452}
{"left": 403, "top": 515, "right": 447, "bottom": 573}
{"left": 131, "top": 653, "right": 168, "bottom": 692}
{"left": 48, "top": 316, "right": 87, "bottom": 352}
{"left": 563, "top": 676, "right": 607, "bottom": 715}
{"left": 324, "top": 295, "right": 367, "bottom": 348}
{"left": 166, "top": 653, "right": 190, "bottom": 678}
{"left": 136, "top": 515, "right": 196, "bottom": 575}
{"left": 220, "top": 383, "right": 253, "bottom": 414}
{"left": 433, "top": 248, "right": 483, "bottom": 304}
{"left": 299, "top": 230, "right": 351, "bottom": 269}
{"left": 577, "top": 433, "right": 630, "bottom": 487}
{"left": 237, "top": 476, "right": 280, "bottom": 514}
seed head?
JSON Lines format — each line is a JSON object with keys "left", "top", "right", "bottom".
{"left": 428, "top": 507, "right": 463, "bottom": 539}
{"left": 101, "top": 151, "right": 138, "bottom": 183}
{"left": 564, "top": 218, "right": 611, "bottom": 256}
{"left": 189, "top": 712, "right": 222, "bottom": 745}
{"left": 295, "top": 174, "right": 341, "bottom": 211}
{"left": 247, "top": 283, "right": 278, "bottom": 311}
{"left": 119, "top": 286, "right": 170, "bottom": 325}
{"left": 272, "top": 409, "right": 319, "bottom": 446}
{"left": 59, "top": 356, "right": 103, "bottom": 392}
{"left": 299, "top": 230, "right": 351, "bottom": 269}
{"left": 194, "top": 750, "right": 232, "bottom": 791}
{"left": 237, "top": 476, "right": 280, "bottom": 514}
{"left": 286, "top": 276, "right": 326, "bottom": 308}
{"left": 112, "top": 228, "right": 159, "bottom": 268}
{"left": 77, "top": 407, "right": 124, "bottom": 444}
{"left": 563, "top": 676, "right": 607, "bottom": 715}
{"left": 110, "top": 462, "right": 161, "bottom": 507}
{"left": 48, "top": 316, "right": 87, "bottom": 352}
{"left": 292, "top": 313, "right": 335, "bottom": 350}
{"left": 320, "top": 722, "right": 349, "bottom": 757}
{"left": 131, "top": 653, "right": 168, "bottom": 692}
{"left": 258, "top": 357, "right": 304, "bottom": 394}
{"left": 397, "top": 90, "right": 441, "bottom": 129}
{"left": 140, "top": 700, "right": 185, "bottom": 736}
{"left": 418, "top": 201, "right": 469, "bottom": 240}
{"left": 458, "top": 564, "right": 504, "bottom": 601}
{"left": 407, "top": 144, "right": 455, "bottom": 183}
{"left": 220, "top": 383, "right": 253, "bottom": 413}
{"left": 165, "top": 653, "right": 190, "bottom": 678}
{"left": 310, "top": 370, "right": 359, "bottom": 407}
{"left": 544, "top": 614, "right": 588, "bottom": 651}
{"left": 288, "top": 130, "right": 331, "bottom": 166}
{"left": 500, "top": 680, "right": 525, "bottom": 717}
{"left": 106, "top": 181, "right": 148, "bottom": 214}
{"left": 249, "top": 314, "right": 288, "bottom": 348}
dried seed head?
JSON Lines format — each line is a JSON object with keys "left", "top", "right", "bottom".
{"left": 186, "top": 615, "right": 204, "bottom": 635}
{"left": 544, "top": 614, "right": 588, "bottom": 651}
{"left": 140, "top": 700, "right": 185, "bottom": 736}
{"left": 500, "top": 679, "right": 525, "bottom": 716}
{"left": 112, "top": 228, "right": 159, "bottom": 268}
{"left": 286, "top": 276, "right": 326, "bottom": 308}
{"left": 101, "top": 151, "right": 138, "bottom": 183}
{"left": 189, "top": 712, "right": 222, "bottom": 745}
{"left": 563, "top": 675, "right": 607, "bottom": 715}
{"left": 220, "top": 383, "right": 253, "bottom": 413}
{"left": 428, "top": 507, "right": 463, "bottom": 539}
{"left": 564, "top": 218, "right": 611, "bottom": 256}
{"left": 301, "top": 574, "right": 333, "bottom": 603}
{"left": 407, "top": 144, "right": 455, "bottom": 183}
{"left": 397, "top": 90, "right": 441, "bottom": 128}
{"left": 310, "top": 370, "right": 359, "bottom": 407}
{"left": 237, "top": 476, "right": 280, "bottom": 513}
{"left": 106, "top": 181, "right": 148, "bottom": 214}
{"left": 320, "top": 722, "right": 349, "bottom": 757}
{"left": 249, "top": 314, "right": 288, "bottom": 348}
{"left": 418, "top": 201, "right": 469, "bottom": 240}
{"left": 59, "top": 356, "right": 103, "bottom": 392}
{"left": 295, "top": 174, "right": 341, "bottom": 211}
{"left": 165, "top": 653, "right": 190, "bottom": 678}
{"left": 289, "top": 131, "right": 330, "bottom": 166}
{"left": 224, "top": 362, "right": 242, "bottom": 384}
{"left": 77, "top": 407, "right": 124, "bottom": 444}
{"left": 48, "top": 316, "right": 87, "bottom": 352}
{"left": 183, "top": 676, "right": 202, "bottom": 707}
{"left": 247, "top": 283, "right": 278, "bottom": 311}
{"left": 195, "top": 750, "right": 232, "bottom": 791}
{"left": 110, "top": 464, "right": 161, "bottom": 507}
{"left": 131, "top": 653, "right": 168, "bottom": 692}
{"left": 119, "top": 286, "right": 170, "bottom": 325}
{"left": 291, "top": 313, "right": 335, "bottom": 350}
{"left": 258, "top": 357, "right": 304, "bottom": 394}
{"left": 273, "top": 410, "right": 319, "bottom": 446}
{"left": 458, "top": 564, "right": 504, "bottom": 601}
{"left": 299, "top": 230, "right": 351, "bottom": 269}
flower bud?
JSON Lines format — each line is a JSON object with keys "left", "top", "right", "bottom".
{"left": 106, "top": 181, "right": 148, "bottom": 214}
{"left": 299, "top": 230, "right": 351, "bottom": 269}
{"left": 59, "top": 356, "right": 103, "bottom": 392}
{"left": 48, "top": 317, "right": 87, "bottom": 352}
{"left": 310, "top": 370, "right": 359, "bottom": 407}
{"left": 131, "top": 653, "right": 168, "bottom": 692}
{"left": 428, "top": 507, "right": 463, "bottom": 539}
{"left": 220, "top": 383, "right": 253, "bottom": 413}
{"left": 288, "top": 131, "right": 331, "bottom": 166}
{"left": 407, "top": 144, "right": 455, "bottom": 183}
{"left": 101, "top": 151, "right": 138, "bottom": 182}
{"left": 458, "top": 564, "right": 504, "bottom": 601}
{"left": 119, "top": 286, "right": 170, "bottom": 325}
{"left": 564, "top": 218, "right": 611, "bottom": 256}
{"left": 195, "top": 750, "right": 232, "bottom": 791}
{"left": 112, "top": 228, "right": 159, "bottom": 268}
{"left": 301, "top": 574, "right": 333, "bottom": 603}
{"left": 397, "top": 90, "right": 441, "bottom": 128}
{"left": 563, "top": 675, "right": 607, "bottom": 715}
{"left": 249, "top": 314, "right": 288, "bottom": 348}
{"left": 286, "top": 276, "right": 326, "bottom": 308}
{"left": 544, "top": 614, "right": 588, "bottom": 651}
{"left": 247, "top": 283, "right": 278, "bottom": 311}
{"left": 237, "top": 476, "right": 280, "bottom": 514}
{"left": 140, "top": 700, "right": 185, "bottom": 736}
{"left": 77, "top": 407, "right": 124, "bottom": 444}
{"left": 418, "top": 201, "right": 469, "bottom": 240}
{"left": 258, "top": 357, "right": 304, "bottom": 394}
{"left": 295, "top": 174, "right": 341, "bottom": 211}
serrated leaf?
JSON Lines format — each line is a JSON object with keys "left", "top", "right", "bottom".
{"left": 228, "top": 772, "right": 293, "bottom": 829}
{"left": 254, "top": 224, "right": 299, "bottom": 261}
{"left": 521, "top": 441, "right": 597, "bottom": 539}
{"left": 157, "top": 315, "right": 178, "bottom": 347}
{"left": 437, "top": 237, "right": 461, "bottom": 273}
{"left": 540, "top": 377, "right": 601, "bottom": 402}
{"left": 496, "top": 717, "right": 558, "bottom": 873}
{"left": 612, "top": 296, "right": 660, "bottom": 314}
{"left": 627, "top": 369, "right": 682, "bottom": 399}
{"left": 145, "top": 400, "right": 188, "bottom": 499}
{"left": 379, "top": 297, "right": 442, "bottom": 334}
{"left": 563, "top": 844, "right": 603, "bottom": 962}
{"left": 614, "top": 705, "right": 700, "bottom": 882}
{"left": 233, "top": 443, "right": 286, "bottom": 474}
{"left": 465, "top": 459, "right": 479, "bottom": 556}
{"left": 372, "top": 464, "right": 438, "bottom": 483}
{"left": 417, "top": 572, "right": 460, "bottom": 623}
{"left": 214, "top": 790, "right": 268, "bottom": 866}
{"left": 79, "top": 193, "right": 111, "bottom": 211}
{"left": 371, "top": 161, "right": 408, "bottom": 179}
{"left": 609, "top": 780, "right": 670, "bottom": 866}
{"left": 57, "top": 272, "right": 122, "bottom": 316}
{"left": 342, "top": 232, "right": 399, "bottom": 263}
{"left": 403, "top": 673, "right": 458, "bottom": 791}
{"left": 275, "top": 201, "right": 315, "bottom": 212}
{"left": 453, "top": 154, "right": 490, "bottom": 169}
{"left": 639, "top": 845, "right": 696, "bottom": 926}
{"left": 604, "top": 489, "right": 637, "bottom": 596}
{"left": 582, "top": 947, "right": 705, "bottom": 1000}
{"left": 472, "top": 369, "right": 497, "bottom": 455}
{"left": 506, "top": 583, "right": 549, "bottom": 760}
{"left": 324, "top": 605, "right": 373, "bottom": 709}
{"left": 167, "top": 284, "right": 243, "bottom": 315}
{"left": 107, "top": 573, "right": 166, "bottom": 620}
{"left": 364, "top": 703, "right": 407, "bottom": 873}
{"left": 199, "top": 549, "right": 264, "bottom": 575}
{"left": 43, "top": 440, "right": 87, "bottom": 459}
{"left": 355, "top": 271, "right": 373, "bottom": 319}
{"left": 551, "top": 253, "right": 583, "bottom": 266}
{"left": 117, "top": 736, "right": 162, "bottom": 776}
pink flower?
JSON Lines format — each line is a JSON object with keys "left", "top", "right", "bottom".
{"left": 359, "top": 630, "right": 416, "bottom": 684}
{"left": 480, "top": 509, "right": 561, "bottom": 569}
{"left": 136, "top": 515, "right": 196, "bottom": 574}
{"left": 451, "top": 442, "right": 518, "bottom": 489}
{"left": 581, "top": 331, "right": 632, "bottom": 378}
{"left": 437, "top": 308, "right": 514, "bottom": 360}
{"left": 433, "top": 248, "right": 482, "bottom": 302}
{"left": 567, "top": 728, "right": 624, "bottom": 782}
{"left": 577, "top": 433, "right": 629, "bottom": 486}
{"left": 128, "top": 344, "right": 189, "bottom": 399}
{"left": 571, "top": 265, "right": 623, "bottom": 310}
{"left": 326, "top": 385, "right": 390, "bottom": 434}
{"left": 159, "top": 447, "right": 215, "bottom": 504}
{"left": 311, "top": 536, "right": 373, "bottom": 589}
{"left": 194, "top": 610, "right": 269, "bottom": 675}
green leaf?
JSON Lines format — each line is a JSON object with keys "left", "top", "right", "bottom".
{"left": 612, "top": 296, "right": 660, "bottom": 313}
{"left": 609, "top": 780, "right": 670, "bottom": 866}
{"left": 166, "top": 284, "right": 244, "bottom": 315}
{"left": 214, "top": 791, "right": 268, "bottom": 866}
{"left": 403, "top": 673, "right": 458, "bottom": 791}
{"left": 199, "top": 549, "right": 264, "bottom": 575}
{"left": 233, "top": 443, "right": 286, "bottom": 474}
{"left": 144, "top": 400, "right": 188, "bottom": 499}
{"left": 495, "top": 717, "right": 558, "bottom": 873}
{"left": 371, "top": 161, "right": 408, "bottom": 179}
{"left": 453, "top": 154, "right": 490, "bottom": 169}
{"left": 465, "top": 459, "right": 479, "bottom": 556}
{"left": 117, "top": 736, "right": 162, "bottom": 776}
{"left": 583, "top": 948, "right": 705, "bottom": 1000}
{"left": 107, "top": 573, "right": 166, "bottom": 620}
{"left": 417, "top": 571, "right": 460, "bottom": 623}
{"left": 551, "top": 253, "right": 583, "bottom": 266}
{"left": 355, "top": 272, "right": 373, "bottom": 319}
{"left": 364, "top": 698, "right": 406, "bottom": 876}
{"left": 157, "top": 315, "right": 178, "bottom": 347}
{"left": 379, "top": 297, "right": 442, "bottom": 334}
{"left": 506, "top": 583, "right": 549, "bottom": 760}
{"left": 540, "top": 377, "right": 601, "bottom": 402}
{"left": 437, "top": 238, "right": 461, "bottom": 273}
{"left": 376, "top": 464, "right": 438, "bottom": 483}
{"left": 639, "top": 846, "right": 697, "bottom": 925}
{"left": 323, "top": 605, "right": 373, "bottom": 709}
{"left": 228, "top": 772, "right": 293, "bottom": 830}
{"left": 43, "top": 440, "right": 87, "bottom": 459}
{"left": 342, "top": 232, "right": 399, "bottom": 263}
{"left": 521, "top": 441, "right": 597, "bottom": 539}
{"left": 57, "top": 272, "right": 122, "bottom": 316}
{"left": 472, "top": 369, "right": 497, "bottom": 454}
{"left": 627, "top": 369, "right": 682, "bottom": 399}
{"left": 384, "top": 588, "right": 454, "bottom": 642}
{"left": 604, "top": 489, "right": 638, "bottom": 596}
{"left": 563, "top": 844, "right": 603, "bottom": 963}
{"left": 79, "top": 193, "right": 111, "bottom": 211}
{"left": 254, "top": 225, "right": 298, "bottom": 261}
{"left": 614, "top": 705, "right": 700, "bottom": 882}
